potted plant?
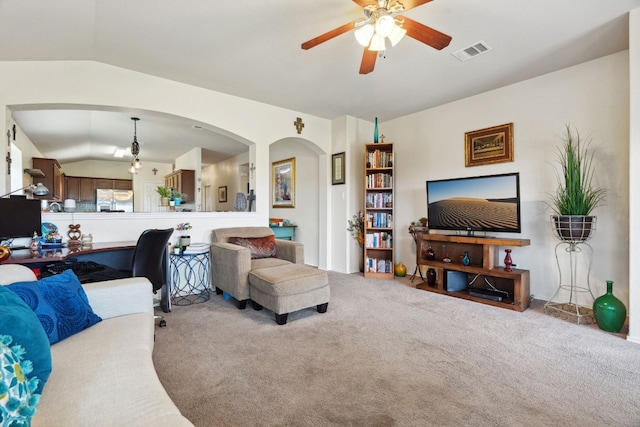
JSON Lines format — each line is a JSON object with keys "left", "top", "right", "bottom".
{"left": 170, "top": 189, "right": 186, "bottom": 206}
{"left": 347, "top": 211, "right": 366, "bottom": 272}
{"left": 347, "top": 211, "right": 365, "bottom": 245}
{"left": 549, "top": 125, "right": 606, "bottom": 242}
{"left": 177, "top": 222, "right": 192, "bottom": 247}
{"left": 156, "top": 186, "right": 171, "bottom": 206}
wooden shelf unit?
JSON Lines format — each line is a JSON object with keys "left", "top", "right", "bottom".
{"left": 415, "top": 234, "right": 531, "bottom": 311}
{"left": 364, "top": 142, "right": 394, "bottom": 279}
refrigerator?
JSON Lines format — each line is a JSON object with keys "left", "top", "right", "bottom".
{"left": 96, "top": 189, "right": 134, "bottom": 212}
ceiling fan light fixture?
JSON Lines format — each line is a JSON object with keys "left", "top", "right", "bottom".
{"left": 355, "top": 24, "right": 374, "bottom": 47}
{"left": 133, "top": 157, "right": 141, "bottom": 169}
{"left": 375, "top": 14, "right": 394, "bottom": 38}
{"left": 128, "top": 163, "right": 137, "bottom": 174}
{"left": 368, "top": 33, "right": 386, "bottom": 51}
{"left": 388, "top": 24, "right": 406, "bottom": 47}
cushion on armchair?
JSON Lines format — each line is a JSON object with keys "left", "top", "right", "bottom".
{"left": 228, "top": 235, "right": 277, "bottom": 259}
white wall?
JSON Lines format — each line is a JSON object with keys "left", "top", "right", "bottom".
{"left": 63, "top": 159, "right": 135, "bottom": 179}
{"left": 330, "top": 116, "right": 377, "bottom": 273}
{"left": 270, "top": 138, "right": 321, "bottom": 266}
{"left": 628, "top": 8, "right": 640, "bottom": 343}
{"left": 385, "top": 51, "right": 630, "bottom": 313}
{"left": 206, "top": 152, "right": 250, "bottom": 212}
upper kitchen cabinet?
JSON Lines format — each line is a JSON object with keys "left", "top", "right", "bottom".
{"left": 95, "top": 178, "right": 133, "bottom": 190}
{"left": 65, "top": 176, "right": 96, "bottom": 203}
{"left": 165, "top": 169, "right": 195, "bottom": 202}
{"left": 32, "top": 158, "right": 63, "bottom": 201}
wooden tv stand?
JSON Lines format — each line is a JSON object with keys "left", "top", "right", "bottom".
{"left": 415, "top": 234, "right": 530, "bottom": 311}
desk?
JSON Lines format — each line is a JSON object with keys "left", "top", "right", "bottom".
{"left": 269, "top": 225, "right": 297, "bottom": 240}
{"left": 2, "top": 241, "right": 137, "bottom": 269}
{"left": 170, "top": 247, "right": 211, "bottom": 306}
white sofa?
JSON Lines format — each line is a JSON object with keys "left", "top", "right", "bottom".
{"left": 0, "top": 264, "right": 193, "bottom": 427}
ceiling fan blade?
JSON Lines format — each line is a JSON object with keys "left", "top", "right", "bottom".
{"left": 359, "top": 48, "right": 377, "bottom": 74}
{"left": 351, "top": 0, "right": 373, "bottom": 7}
{"left": 396, "top": 0, "right": 434, "bottom": 11}
{"left": 402, "top": 17, "right": 452, "bottom": 50}
{"left": 301, "top": 20, "right": 359, "bottom": 50}
{"left": 351, "top": 0, "right": 433, "bottom": 11}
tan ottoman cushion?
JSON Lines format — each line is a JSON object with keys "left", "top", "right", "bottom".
{"left": 248, "top": 264, "right": 329, "bottom": 317}
{"left": 249, "top": 264, "right": 327, "bottom": 296}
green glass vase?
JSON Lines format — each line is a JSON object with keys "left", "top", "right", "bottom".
{"left": 593, "top": 280, "right": 627, "bottom": 333}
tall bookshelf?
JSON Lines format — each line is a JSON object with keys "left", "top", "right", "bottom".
{"left": 364, "top": 142, "right": 394, "bottom": 279}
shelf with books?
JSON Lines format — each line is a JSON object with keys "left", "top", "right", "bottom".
{"left": 364, "top": 142, "right": 394, "bottom": 279}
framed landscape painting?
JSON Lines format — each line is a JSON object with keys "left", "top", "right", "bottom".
{"left": 465, "top": 123, "right": 514, "bottom": 167}
{"left": 272, "top": 157, "right": 295, "bottom": 208}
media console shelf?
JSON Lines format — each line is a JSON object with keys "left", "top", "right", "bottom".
{"left": 415, "top": 234, "right": 530, "bottom": 311}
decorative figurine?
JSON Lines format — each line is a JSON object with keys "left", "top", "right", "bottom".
{"left": 462, "top": 251, "right": 470, "bottom": 266}
{"left": 504, "top": 249, "right": 513, "bottom": 272}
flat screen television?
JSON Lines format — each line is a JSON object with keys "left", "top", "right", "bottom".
{"left": 426, "top": 172, "right": 521, "bottom": 234}
{"left": 0, "top": 197, "right": 42, "bottom": 245}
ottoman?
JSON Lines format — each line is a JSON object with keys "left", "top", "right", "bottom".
{"left": 248, "top": 264, "right": 329, "bottom": 325}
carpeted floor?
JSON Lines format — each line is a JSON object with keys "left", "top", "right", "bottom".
{"left": 152, "top": 271, "right": 640, "bottom": 427}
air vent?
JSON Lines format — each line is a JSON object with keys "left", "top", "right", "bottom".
{"left": 452, "top": 41, "right": 492, "bottom": 62}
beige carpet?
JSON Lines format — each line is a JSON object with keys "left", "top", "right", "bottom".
{"left": 152, "top": 271, "right": 640, "bottom": 427}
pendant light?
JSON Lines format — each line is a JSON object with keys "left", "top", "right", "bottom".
{"left": 129, "top": 117, "right": 141, "bottom": 174}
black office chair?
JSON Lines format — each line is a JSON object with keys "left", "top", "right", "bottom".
{"left": 86, "top": 228, "right": 174, "bottom": 326}
{"left": 129, "top": 228, "right": 174, "bottom": 326}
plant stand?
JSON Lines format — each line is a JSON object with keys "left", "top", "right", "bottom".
{"left": 544, "top": 241, "right": 596, "bottom": 324}
{"left": 408, "top": 226, "right": 428, "bottom": 282}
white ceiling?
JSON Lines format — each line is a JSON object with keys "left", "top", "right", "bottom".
{"left": 3, "top": 0, "right": 639, "bottom": 165}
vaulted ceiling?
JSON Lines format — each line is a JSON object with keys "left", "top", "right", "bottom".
{"left": 2, "top": 0, "right": 639, "bottom": 164}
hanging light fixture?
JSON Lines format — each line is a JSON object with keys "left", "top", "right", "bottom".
{"left": 354, "top": 1, "right": 406, "bottom": 52}
{"left": 129, "top": 117, "right": 141, "bottom": 174}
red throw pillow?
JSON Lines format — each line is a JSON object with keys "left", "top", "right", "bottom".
{"left": 228, "top": 235, "right": 277, "bottom": 259}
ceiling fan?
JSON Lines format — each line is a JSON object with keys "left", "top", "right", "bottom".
{"left": 301, "top": 0, "right": 452, "bottom": 74}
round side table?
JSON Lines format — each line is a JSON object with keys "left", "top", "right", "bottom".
{"left": 170, "top": 246, "right": 211, "bottom": 306}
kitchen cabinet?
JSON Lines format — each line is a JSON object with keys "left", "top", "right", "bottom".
{"left": 32, "top": 158, "right": 63, "bottom": 201}
{"left": 65, "top": 176, "right": 96, "bottom": 202}
{"left": 95, "top": 178, "right": 132, "bottom": 190}
{"left": 113, "top": 179, "right": 132, "bottom": 190}
{"left": 165, "top": 169, "right": 195, "bottom": 202}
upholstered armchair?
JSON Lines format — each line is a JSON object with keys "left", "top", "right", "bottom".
{"left": 210, "top": 227, "right": 304, "bottom": 309}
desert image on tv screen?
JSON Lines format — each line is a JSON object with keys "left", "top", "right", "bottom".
{"left": 427, "top": 174, "right": 519, "bottom": 231}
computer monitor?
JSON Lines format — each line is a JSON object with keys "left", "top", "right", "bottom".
{"left": 0, "top": 197, "right": 42, "bottom": 246}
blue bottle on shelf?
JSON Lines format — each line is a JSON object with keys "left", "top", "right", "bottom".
{"left": 373, "top": 117, "right": 379, "bottom": 143}
{"left": 462, "top": 251, "right": 470, "bottom": 266}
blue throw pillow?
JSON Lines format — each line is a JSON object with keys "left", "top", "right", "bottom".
{"left": 7, "top": 269, "right": 102, "bottom": 345}
{"left": 0, "top": 286, "right": 52, "bottom": 395}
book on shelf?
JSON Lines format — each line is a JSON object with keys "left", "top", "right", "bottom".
{"left": 366, "top": 150, "right": 393, "bottom": 169}
{"left": 364, "top": 257, "right": 393, "bottom": 273}
{"left": 366, "top": 173, "right": 393, "bottom": 189}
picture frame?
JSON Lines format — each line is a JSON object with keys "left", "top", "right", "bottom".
{"left": 464, "top": 123, "right": 514, "bottom": 167}
{"left": 272, "top": 157, "right": 295, "bottom": 208}
{"left": 218, "top": 186, "right": 227, "bottom": 203}
{"left": 332, "top": 152, "right": 346, "bottom": 185}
